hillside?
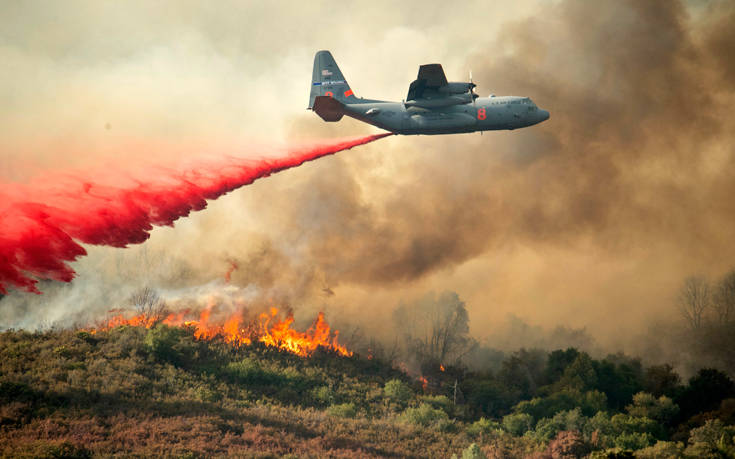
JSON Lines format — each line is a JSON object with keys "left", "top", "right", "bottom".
{"left": 1, "top": 325, "right": 735, "bottom": 458}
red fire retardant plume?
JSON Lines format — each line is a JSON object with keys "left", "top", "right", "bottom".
{"left": 0, "top": 133, "right": 391, "bottom": 294}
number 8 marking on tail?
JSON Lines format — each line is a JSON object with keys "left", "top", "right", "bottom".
{"left": 477, "top": 108, "right": 486, "bottom": 120}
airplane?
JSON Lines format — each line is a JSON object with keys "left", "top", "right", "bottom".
{"left": 308, "top": 50, "right": 549, "bottom": 135}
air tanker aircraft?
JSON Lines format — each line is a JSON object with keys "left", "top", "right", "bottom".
{"left": 308, "top": 50, "right": 550, "bottom": 135}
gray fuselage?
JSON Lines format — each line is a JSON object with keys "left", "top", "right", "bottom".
{"left": 340, "top": 96, "right": 549, "bottom": 135}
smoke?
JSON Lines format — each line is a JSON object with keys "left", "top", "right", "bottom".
{"left": 2, "top": 0, "right": 735, "bottom": 370}
{"left": 0, "top": 133, "right": 390, "bottom": 294}
{"left": 269, "top": 0, "right": 735, "bottom": 340}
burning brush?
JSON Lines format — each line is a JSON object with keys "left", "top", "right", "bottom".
{"left": 90, "top": 305, "right": 352, "bottom": 358}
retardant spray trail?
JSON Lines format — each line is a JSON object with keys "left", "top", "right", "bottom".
{"left": 0, "top": 133, "right": 391, "bottom": 294}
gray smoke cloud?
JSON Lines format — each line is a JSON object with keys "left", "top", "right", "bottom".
{"left": 2, "top": 1, "right": 734, "bottom": 365}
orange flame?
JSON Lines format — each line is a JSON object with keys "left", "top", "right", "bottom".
{"left": 90, "top": 306, "right": 352, "bottom": 357}
{"left": 263, "top": 309, "right": 351, "bottom": 357}
{"left": 440, "top": 364, "right": 445, "bottom": 372}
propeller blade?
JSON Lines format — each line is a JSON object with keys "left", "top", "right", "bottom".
{"left": 469, "top": 70, "right": 476, "bottom": 106}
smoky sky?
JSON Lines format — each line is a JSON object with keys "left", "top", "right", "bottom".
{"left": 1, "top": 0, "right": 734, "bottom": 352}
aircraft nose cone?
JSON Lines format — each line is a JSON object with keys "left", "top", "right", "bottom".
{"left": 539, "top": 109, "right": 550, "bottom": 122}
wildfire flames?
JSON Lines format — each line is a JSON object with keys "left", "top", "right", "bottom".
{"left": 93, "top": 306, "right": 352, "bottom": 357}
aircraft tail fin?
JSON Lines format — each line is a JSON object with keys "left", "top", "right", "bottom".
{"left": 308, "top": 50, "right": 358, "bottom": 109}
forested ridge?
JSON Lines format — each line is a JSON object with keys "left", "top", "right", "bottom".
{"left": 1, "top": 323, "right": 734, "bottom": 458}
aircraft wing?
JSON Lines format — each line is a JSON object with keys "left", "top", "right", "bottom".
{"left": 407, "top": 64, "right": 448, "bottom": 101}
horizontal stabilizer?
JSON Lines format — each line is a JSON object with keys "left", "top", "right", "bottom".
{"left": 312, "top": 96, "right": 345, "bottom": 122}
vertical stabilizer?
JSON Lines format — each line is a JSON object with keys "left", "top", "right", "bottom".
{"left": 308, "top": 50, "right": 358, "bottom": 109}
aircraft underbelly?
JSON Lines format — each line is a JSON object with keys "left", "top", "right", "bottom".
{"left": 408, "top": 112, "right": 476, "bottom": 132}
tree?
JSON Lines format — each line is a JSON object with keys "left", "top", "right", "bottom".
{"left": 547, "top": 430, "right": 590, "bottom": 458}
{"left": 558, "top": 353, "right": 598, "bottom": 392}
{"left": 544, "top": 348, "right": 581, "bottom": 385}
{"left": 462, "top": 377, "right": 518, "bottom": 417}
{"left": 643, "top": 364, "right": 681, "bottom": 397}
{"left": 393, "top": 291, "right": 475, "bottom": 366}
{"left": 685, "top": 419, "right": 735, "bottom": 458}
{"left": 626, "top": 392, "right": 678, "bottom": 424}
{"left": 678, "top": 276, "right": 710, "bottom": 329}
{"left": 502, "top": 412, "right": 534, "bottom": 436}
{"left": 713, "top": 270, "right": 735, "bottom": 324}
{"left": 129, "top": 286, "right": 167, "bottom": 326}
{"left": 496, "top": 349, "right": 546, "bottom": 399}
{"left": 532, "top": 409, "right": 588, "bottom": 442}
{"left": 514, "top": 389, "right": 607, "bottom": 420}
{"left": 594, "top": 354, "right": 644, "bottom": 410}
{"left": 676, "top": 368, "right": 735, "bottom": 420}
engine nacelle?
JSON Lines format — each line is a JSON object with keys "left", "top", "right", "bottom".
{"left": 438, "top": 82, "right": 476, "bottom": 94}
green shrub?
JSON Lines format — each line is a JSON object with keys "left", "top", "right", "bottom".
{"left": 327, "top": 402, "right": 357, "bottom": 418}
{"left": 530, "top": 408, "right": 587, "bottom": 442}
{"left": 461, "top": 443, "right": 487, "bottom": 459}
{"left": 194, "top": 385, "right": 222, "bottom": 403}
{"left": 75, "top": 330, "right": 96, "bottom": 344}
{"left": 144, "top": 325, "right": 192, "bottom": 366}
{"left": 53, "top": 345, "right": 73, "bottom": 358}
{"left": 583, "top": 411, "right": 663, "bottom": 450}
{"left": 311, "top": 385, "right": 334, "bottom": 406}
{"left": 436, "top": 418, "right": 458, "bottom": 433}
{"left": 225, "top": 358, "right": 299, "bottom": 387}
{"left": 514, "top": 389, "right": 607, "bottom": 420}
{"left": 384, "top": 379, "right": 413, "bottom": 404}
{"left": 399, "top": 403, "right": 449, "bottom": 428}
{"left": 466, "top": 417, "right": 502, "bottom": 437}
{"left": 613, "top": 431, "right": 654, "bottom": 450}
{"left": 502, "top": 412, "right": 533, "bottom": 436}
{"left": 419, "top": 395, "right": 452, "bottom": 414}
{"left": 610, "top": 413, "right": 663, "bottom": 439}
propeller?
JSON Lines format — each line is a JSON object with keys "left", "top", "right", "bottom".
{"left": 469, "top": 70, "right": 477, "bottom": 107}
{"left": 470, "top": 71, "right": 482, "bottom": 136}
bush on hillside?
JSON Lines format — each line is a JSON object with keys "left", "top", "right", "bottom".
{"left": 384, "top": 379, "right": 413, "bottom": 404}
{"left": 400, "top": 403, "right": 449, "bottom": 429}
